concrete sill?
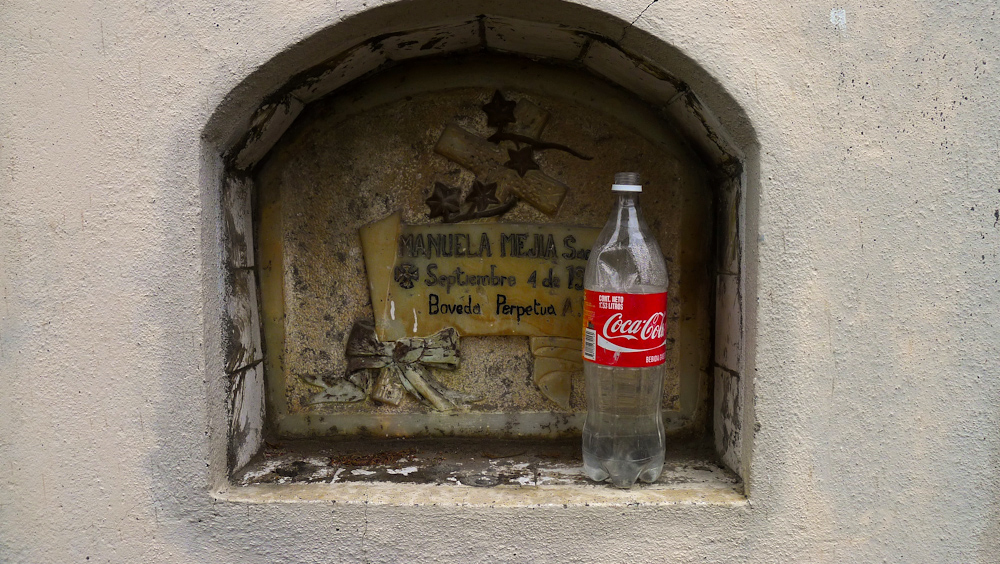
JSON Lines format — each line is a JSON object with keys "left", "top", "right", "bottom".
{"left": 220, "top": 438, "right": 746, "bottom": 507}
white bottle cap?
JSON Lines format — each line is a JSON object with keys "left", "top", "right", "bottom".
{"left": 612, "top": 172, "right": 642, "bottom": 192}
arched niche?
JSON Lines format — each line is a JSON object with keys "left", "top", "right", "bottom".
{"left": 206, "top": 4, "right": 755, "bottom": 497}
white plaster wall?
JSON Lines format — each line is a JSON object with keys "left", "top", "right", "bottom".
{"left": 1, "top": 1, "right": 998, "bottom": 562}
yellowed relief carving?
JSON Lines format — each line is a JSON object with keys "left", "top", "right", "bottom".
{"left": 341, "top": 320, "right": 475, "bottom": 411}
{"left": 261, "top": 80, "right": 701, "bottom": 423}
{"left": 307, "top": 91, "right": 599, "bottom": 410}
{"left": 326, "top": 213, "right": 597, "bottom": 409}
{"left": 433, "top": 93, "right": 590, "bottom": 216}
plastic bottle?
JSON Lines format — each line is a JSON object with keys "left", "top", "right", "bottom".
{"left": 581, "top": 172, "right": 669, "bottom": 488}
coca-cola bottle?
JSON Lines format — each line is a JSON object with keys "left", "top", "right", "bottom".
{"left": 582, "top": 172, "right": 669, "bottom": 488}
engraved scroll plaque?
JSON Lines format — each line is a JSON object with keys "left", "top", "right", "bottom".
{"left": 360, "top": 212, "right": 599, "bottom": 342}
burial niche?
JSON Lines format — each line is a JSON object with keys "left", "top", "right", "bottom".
{"left": 252, "top": 55, "right": 715, "bottom": 445}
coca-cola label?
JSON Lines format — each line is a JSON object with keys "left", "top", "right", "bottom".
{"left": 582, "top": 290, "right": 667, "bottom": 367}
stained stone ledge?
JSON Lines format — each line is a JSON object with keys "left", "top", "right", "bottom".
{"left": 225, "top": 438, "right": 745, "bottom": 506}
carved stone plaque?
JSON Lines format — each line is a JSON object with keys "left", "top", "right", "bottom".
{"left": 361, "top": 212, "right": 598, "bottom": 341}
{"left": 255, "top": 57, "right": 713, "bottom": 438}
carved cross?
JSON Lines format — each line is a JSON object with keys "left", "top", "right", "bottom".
{"left": 434, "top": 99, "right": 569, "bottom": 215}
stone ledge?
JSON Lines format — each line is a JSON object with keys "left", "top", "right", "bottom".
{"left": 222, "top": 438, "right": 745, "bottom": 507}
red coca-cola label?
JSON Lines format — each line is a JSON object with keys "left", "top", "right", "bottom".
{"left": 582, "top": 290, "right": 667, "bottom": 367}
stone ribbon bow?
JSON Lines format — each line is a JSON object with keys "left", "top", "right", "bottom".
{"left": 339, "top": 319, "right": 477, "bottom": 411}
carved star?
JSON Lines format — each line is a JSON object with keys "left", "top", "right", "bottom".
{"left": 482, "top": 90, "right": 517, "bottom": 129}
{"left": 504, "top": 146, "right": 540, "bottom": 177}
{"left": 425, "top": 182, "right": 462, "bottom": 220}
{"left": 465, "top": 180, "right": 501, "bottom": 212}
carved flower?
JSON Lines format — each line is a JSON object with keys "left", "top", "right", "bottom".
{"left": 393, "top": 263, "right": 419, "bottom": 289}
{"left": 504, "top": 146, "right": 540, "bottom": 177}
{"left": 425, "top": 182, "right": 462, "bottom": 220}
{"left": 465, "top": 180, "right": 501, "bottom": 212}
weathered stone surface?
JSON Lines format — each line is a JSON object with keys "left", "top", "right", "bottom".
{"left": 714, "top": 273, "right": 741, "bottom": 372}
{"left": 717, "top": 175, "right": 740, "bottom": 276}
{"left": 290, "top": 43, "right": 388, "bottom": 104}
{"left": 224, "top": 269, "right": 262, "bottom": 374}
{"left": 381, "top": 20, "right": 482, "bottom": 61}
{"left": 483, "top": 17, "right": 587, "bottom": 61}
{"left": 663, "top": 92, "right": 734, "bottom": 168}
{"left": 229, "top": 364, "right": 265, "bottom": 471}
{"left": 222, "top": 173, "right": 254, "bottom": 268}
{"left": 235, "top": 437, "right": 742, "bottom": 498}
{"left": 713, "top": 367, "right": 741, "bottom": 475}
{"left": 583, "top": 41, "right": 681, "bottom": 108}
{"left": 234, "top": 96, "right": 305, "bottom": 170}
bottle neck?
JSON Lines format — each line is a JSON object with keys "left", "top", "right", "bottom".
{"left": 615, "top": 191, "right": 640, "bottom": 209}
{"left": 614, "top": 191, "right": 642, "bottom": 226}
{"left": 605, "top": 191, "right": 643, "bottom": 247}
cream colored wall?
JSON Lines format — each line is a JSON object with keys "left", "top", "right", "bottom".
{"left": 1, "top": 1, "right": 998, "bottom": 562}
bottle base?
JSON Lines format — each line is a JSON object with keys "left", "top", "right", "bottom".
{"left": 583, "top": 454, "right": 664, "bottom": 489}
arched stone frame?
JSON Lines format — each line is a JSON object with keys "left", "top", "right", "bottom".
{"left": 202, "top": 1, "right": 758, "bottom": 493}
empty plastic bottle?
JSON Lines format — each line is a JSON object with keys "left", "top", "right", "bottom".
{"left": 581, "top": 172, "right": 669, "bottom": 488}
